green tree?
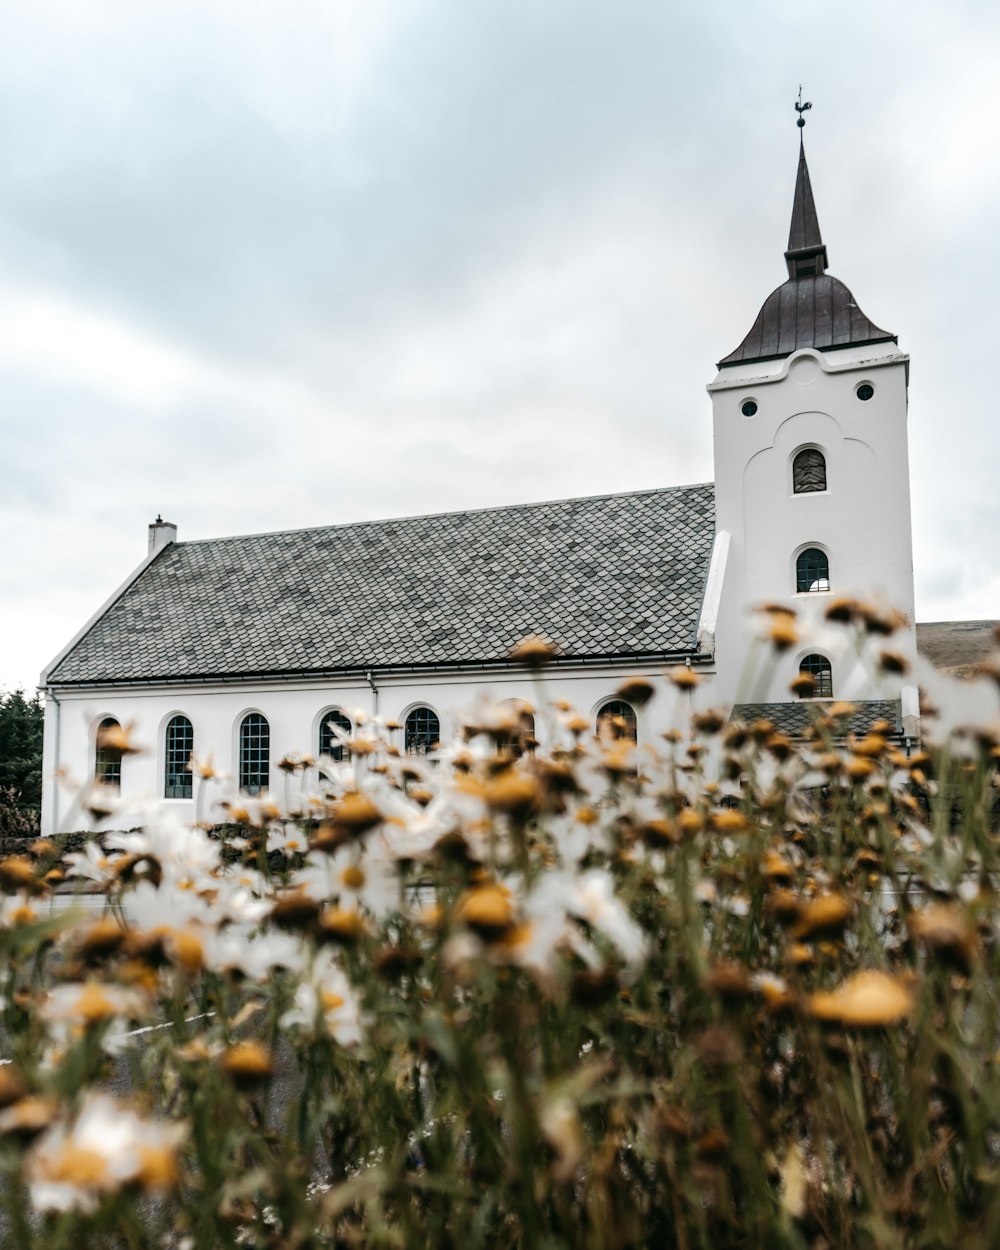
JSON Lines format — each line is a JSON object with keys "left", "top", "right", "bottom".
{"left": 0, "top": 689, "right": 44, "bottom": 834}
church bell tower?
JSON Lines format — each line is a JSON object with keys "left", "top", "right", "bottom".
{"left": 707, "top": 111, "right": 919, "bottom": 736}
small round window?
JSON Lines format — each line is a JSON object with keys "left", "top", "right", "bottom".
{"left": 741, "top": 399, "right": 758, "bottom": 417}
{"left": 856, "top": 383, "right": 875, "bottom": 402}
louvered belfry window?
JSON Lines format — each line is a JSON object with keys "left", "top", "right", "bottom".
{"left": 793, "top": 448, "right": 827, "bottom": 493}
{"left": 239, "top": 713, "right": 270, "bottom": 795}
{"left": 164, "top": 715, "right": 194, "bottom": 799}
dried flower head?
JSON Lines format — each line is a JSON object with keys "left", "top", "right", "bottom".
{"left": 910, "top": 904, "right": 979, "bottom": 973}
{"left": 767, "top": 617, "right": 799, "bottom": 653}
{"left": 0, "top": 857, "right": 37, "bottom": 893}
{"left": 824, "top": 597, "right": 860, "bottom": 624}
{"left": 615, "top": 678, "right": 656, "bottom": 707}
{"left": 791, "top": 894, "right": 852, "bottom": 939}
{"left": 219, "top": 1041, "right": 274, "bottom": 1089}
{"left": 808, "top": 969, "right": 915, "bottom": 1028}
{"left": 484, "top": 771, "right": 541, "bottom": 817}
{"left": 456, "top": 884, "right": 515, "bottom": 939}
{"left": 509, "top": 635, "right": 558, "bottom": 667}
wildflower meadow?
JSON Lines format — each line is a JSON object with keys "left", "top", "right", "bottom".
{"left": 3, "top": 609, "right": 1000, "bottom": 1248}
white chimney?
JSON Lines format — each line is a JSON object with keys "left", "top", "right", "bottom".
{"left": 148, "top": 515, "right": 178, "bottom": 555}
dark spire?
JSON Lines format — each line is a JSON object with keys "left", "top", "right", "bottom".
{"left": 717, "top": 104, "right": 896, "bottom": 367}
{"left": 785, "top": 118, "right": 828, "bottom": 279}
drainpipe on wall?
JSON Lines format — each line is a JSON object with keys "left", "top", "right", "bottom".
{"left": 43, "top": 685, "right": 61, "bottom": 834}
{"left": 366, "top": 669, "right": 378, "bottom": 718}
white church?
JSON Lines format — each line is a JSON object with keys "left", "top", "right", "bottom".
{"left": 40, "top": 133, "right": 930, "bottom": 834}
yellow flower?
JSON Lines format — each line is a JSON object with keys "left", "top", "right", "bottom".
{"left": 791, "top": 894, "right": 852, "bottom": 939}
{"left": 808, "top": 970, "right": 914, "bottom": 1027}
{"left": 219, "top": 1041, "right": 274, "bottom": 1088}
{"left": 456, "top": 884, "right": 515, "bottom": 938}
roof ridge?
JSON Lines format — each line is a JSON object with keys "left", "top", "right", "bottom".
{"left": 173, "top": 480, "right": 716, "bottom": 548}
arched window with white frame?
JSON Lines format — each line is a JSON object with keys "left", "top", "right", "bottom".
{"left": 596, "top": 699, "right": 638, "bottom": 743}
{"left": 164, "top": 715, "right": 193, "bottom": 799}
{"left": 795, "top": 546, "right": 830, "bottom": 593}
{"left": 404, "top": 707, "right": 440, "bottom": 755}
{"left": 95, "top": 717, "right": 123, "bottom": 787}
{"left": 318, "top": 708, "right": 352, "bottom": 761}
{"left": 798, "top": 653, "right": 833, "bottom": 699}
{"left": 239, "top": 712, "right": 270, "bottom": 795}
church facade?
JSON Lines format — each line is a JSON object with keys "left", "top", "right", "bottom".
{"left": 39, "top": 137, "right": 921, "bottom": 834}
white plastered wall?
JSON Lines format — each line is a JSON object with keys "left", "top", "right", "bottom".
{"left": 41, "top": 661, "right": 720, "bottom": 834}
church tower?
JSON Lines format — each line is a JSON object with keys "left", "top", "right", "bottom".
{"left": 707, "top": 122, "right": 919, "bottom": 736}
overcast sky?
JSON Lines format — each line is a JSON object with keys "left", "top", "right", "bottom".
{"left": 2, "top": 0, "right": 999, "bottom": 693}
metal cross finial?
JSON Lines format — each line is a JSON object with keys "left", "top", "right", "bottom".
{"left": 795, "top": 86, "right": 812, "bottom": 129}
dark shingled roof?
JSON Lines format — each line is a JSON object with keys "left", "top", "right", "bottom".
{"left": 718, "top": 138, "right": 895, "bottom": 366}
{"left": 731, "top": 700, "right": 902, "bottom": 739}
{"left": 718, "top": 274, "right": 895, "bottom": 366}
{"left": 48, "top": 483, "right": 716, "bottom": 685}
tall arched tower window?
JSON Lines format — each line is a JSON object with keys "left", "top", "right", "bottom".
{"left": 164, "top": 715, "right": 193, "bottom": 798}
{"left": 404, "top": 707, "right": 440, "bottom": 755}
{"left": 792, "top": 448, "right": 826, "bottom": 493}
{"left": 239, "top": 713, "right": 270, "bottom": 795}
{"left": 95, "top": 717, "right": 123, "bottom": 787}
{"left": 795, "top": 547, "right": 830, "bottom": 593}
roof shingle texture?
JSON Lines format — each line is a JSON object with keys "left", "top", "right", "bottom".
{"left": 732, "top": 700, "right": 901, "bottom": 738}
{"left": 49, "top": 484, "right": 716, "bottom": 684}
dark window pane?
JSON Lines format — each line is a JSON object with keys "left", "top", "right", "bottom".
{"left": 164, "top": 715, "right": 193, "bottom": 799}
{"left": 796, "top": 547, "right": 830, "bottom": 593}
{"left": 95, "top": 717, "right": 122, "bottom": 787}
{"left": 319, "top": 709, "right": 352, "bottom": 761}
{"left": 240, "top": 713, "right": 269, "bottom": 795}
{"left": 596, "top": 700, "right": 638, "bottom": 743}
{"left": 404, "top": 707, "right": 440, "bottom": 755}
{"left": 799, "top": 654, "right": 833, "bottom": 699}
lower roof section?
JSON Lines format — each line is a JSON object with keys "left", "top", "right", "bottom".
{"left": 47, "top": 483, "right": 716, "bottom": 686}
{"left": 732, "top": 700, "right": 902, "bottom": 739}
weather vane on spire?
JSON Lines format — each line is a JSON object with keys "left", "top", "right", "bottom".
{"left": 795, "top": 86, "right": 812, "bottom": 129}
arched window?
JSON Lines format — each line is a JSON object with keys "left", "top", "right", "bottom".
{"left": 496, "top": 702, "right": 536, "bottom": 756}
{"left": 404, "top": 707, "right": 440, "bottom": 755}
{"left": 798, "top": 654, "right": 833, "bottom": 699}
{"left": 95, "top": 717, "right": 123, "bottom": 787}
{"left": 319, "top": 709, "right": 352, "bottom": 761}
{"left": 793, "top": 448, "right": 827, "bottom": 493}
{"left": 164, "top": 715, "right": 193, "bottom": 799}
{"left": 239, "top": 713, "right": 270, "bottom": 795}
{"left": 796, "top": 547, "right": 830, "bottom": 593}
{"left": 596, "top": 700, "right": 638, "bottom": 743}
